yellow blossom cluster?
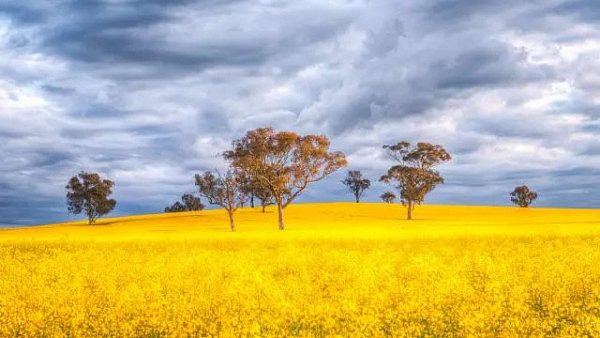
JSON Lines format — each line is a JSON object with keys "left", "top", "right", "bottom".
{"left": 1, "top": 203, "right": 600, "bottom": 336}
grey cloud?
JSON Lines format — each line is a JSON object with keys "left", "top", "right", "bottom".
{"left": 552, "top": 1, "right": 600, "bottom": 23}
{"left": 0, "top": 3, "right": 45, "bottom": 24}
{"left": 432, "top": 45, "right": 552, "bottom": 90}
{"left": 0, "top": 0, "right": 599, "bottom": 226}
{"left": 19, "top": 0, "right": 355, "bottom": 79}
{"left": 42, "top": 85, "right": 75, "bottom": 96}
{"left": 422, "top": 0, "right": 513, "bottom": 27}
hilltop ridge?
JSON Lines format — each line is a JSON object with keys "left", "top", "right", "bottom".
{"left": 1, "top": 203, "right": 599, "bottom": 241}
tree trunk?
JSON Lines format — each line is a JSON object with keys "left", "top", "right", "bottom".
{"left": 250, "top": 193, "right": 255, "bottom": 208}
{"left": 277, "top": 203, "right": 285, "bottom": 230}
{"left": 87, "top": 208, "right": 95, "bottom": 225}
{"left": 228, "top": 210, "right": 236, "bottom": 232}
{"left": 407, "top": 201, "right": 412, "bottom": 220}
{"left": 262, "top": 204, "right": 266, "bottom": 213}
{"left": 355, "top": 195, "right": 359, "bottom": 203}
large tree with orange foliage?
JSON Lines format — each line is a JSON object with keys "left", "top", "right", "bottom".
{"left": 224, "top": 127, "right": 347, "bottom": 230}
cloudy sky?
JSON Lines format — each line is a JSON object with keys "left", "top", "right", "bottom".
{"left": 1, "top": 0, "right": 599, "bottom": 226}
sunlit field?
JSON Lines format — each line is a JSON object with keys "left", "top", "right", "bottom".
{"left": 2, "top": 203, "right": 600, "bottom": 336}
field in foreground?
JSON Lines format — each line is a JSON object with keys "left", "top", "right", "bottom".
{"left": 2, "top": 203, "right": 600, "bottom": 336}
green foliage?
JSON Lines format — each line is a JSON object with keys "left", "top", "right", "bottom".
{"left": 380, "top": 142, "right": 450, "bottom": 219}
{"left": 380, "top": 191, "right": 396, "bottom": 203}
{"left": 66, "top": 171, "right": 116, "bottom": 224}
{"left": 341, "top": 170, "right": 371, "bottom": 203}
{"left": 165, "top": 194, "right": 204, "bottom": 213}
{"left": 510, "top": 185, "right": 538, "bottom": 208}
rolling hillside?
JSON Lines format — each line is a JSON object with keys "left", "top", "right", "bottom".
{"left": 2, "top": 203, "right": 600, "bottom": 336}
{"left": 2, "top": 202, "right": 600, "bottom": 241}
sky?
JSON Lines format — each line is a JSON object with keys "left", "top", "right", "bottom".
{"left": 0, "top": 0, "right": 599, "bottom": 226}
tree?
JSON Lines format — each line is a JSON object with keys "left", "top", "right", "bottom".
{"left": 165, "top": 201, "right": 187, "bottom": 213}
{"left": 252, "top": 182, "right": 275, "bottom": 213}
{"left": 182, "top": 193, "right": 204, "bottom": 211}
{"left": 341, "top": 170, "right": 371, "bottom": 203}
{"left": 165, "top": 194, "right": 204, "bottom": 213}
{"left": 379, "top": 142, "right": 451, "bottom": 220}
{"left": 236, "top": 172, "right": 254, "bottom": 208}
{"left": 510, "top": 185, "right": 538, "bottom": 207}
{"left": 224, "top": 127, "right": 347, "bottom": 230}
{"left": 380, "top": 191, "right": 396, "bottom": 203}
{"left": 237, "top": 170, "right": 275, "bottom": 212}
{"left": 243, "top": 168, "right": 276, "bottom": 213}
{"left": 194, "top": 171, "right": 244, "bottom": 232}
{"left": 66, "top": 171, "right": 116, "bottom": 225}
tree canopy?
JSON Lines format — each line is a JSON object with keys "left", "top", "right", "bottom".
{"left": 510, "top": 185, "right": 538, "bottom": 208}
{"left": 380, "top": 191, "right": 396, "bottom": 203}
{"left": 224, "top": 127, "right": 347, "bottom": 230}
{"left": 66, "top": 171, "right": 116, "bottom": 225}
{"left": 165, "top": 194, "right": 204, "bottom": 213}
{"left": 195, "top": 171, "right": 244, "bottom": 232}
{"left": 341, "top": 170, "right": 371, "bottom": 203}
{"left": 380, "top": 142, "right": 450, "bottom": 220}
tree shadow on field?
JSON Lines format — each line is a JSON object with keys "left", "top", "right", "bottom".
{"left": 247, "top": 209, "right": 274, "bottom": 214}
{"left": 151, "top": 225, "right": 233, "bottom": 233}
{"left": 391, "top": 218, "right": 427, "bottom": 222}
{"left": 534, "top": 221, "right": 600, "bottom": 225}
{"left": 97, "top": 213, "right": 208, "bottom": 226}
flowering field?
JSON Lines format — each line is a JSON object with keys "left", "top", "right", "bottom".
{"left": 1, "top": 203, "right": 600, "bottom": 336}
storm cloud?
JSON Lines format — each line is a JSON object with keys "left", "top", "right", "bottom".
{"left": 0, "top": 0, "right": 599, "bottom": 226}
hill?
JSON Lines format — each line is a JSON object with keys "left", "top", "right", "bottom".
{"left": 2, "top": 203, "right": 600, "bottom": 336}
{"left": 2, "top": 202, "right": 599, "bottom": 241}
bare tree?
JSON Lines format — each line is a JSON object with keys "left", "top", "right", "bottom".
{"left": 380, "top": 142, "right": 451, "bottom": 220}
{"left": 341, "top": 170, "right": 371, "bottom": 203}
{"left": 66, "top": 171, "right": 116, "bottom": 225}
{"left": 224, "top": 127, "right": 347, "bottom": 230}
{"left": 510, "top": 185, "right": 538, "bottom": 207}
{"left": 165, "top": 194, "right": 204, "bottom": 213}
{"left": 194, "top": 171, "right": 244, "bottom": 232}
{"left": 380, "top": 191, "right": 396, "bottom": 203}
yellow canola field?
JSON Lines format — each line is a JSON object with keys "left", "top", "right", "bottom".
{"left": 1, "top": 203, "right": 600, "bottom": 336}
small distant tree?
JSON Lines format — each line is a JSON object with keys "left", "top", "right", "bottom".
{"left": 165, "top": 201, "right": 187, "bottom": 213}
{"left": 341, "top": 170, "right": 371, "bottom": 203}
{"left": 182, "top": 193, "right": 204, "bottom": 211}
{"left": 66, "top": 171, "right": 116, "bottom": 225}
{"left": 165, "top": 194, "right": 204, "bottom": 213}
{"left": 253, "top": 183, "right": 275, "bottom": 212}
{"left": 380, "top": 142, "right": 451, "bottom": 220}
{"left": 510, "top": 185, "right": 538, "bottom": 208}
{"left": 231, "top": 167, "right": 274, "bottom": 212}
{"left": 194, "top": 171, "right": 244, "bottom": 232}
{"left": 224, "top": 127, "right": 347, "bottom": 230}
{"left": 380, "top": 191, "right": 396, "bottom": 203}
{"left": 237, "top": 172, "right": 254, "bottom": 208}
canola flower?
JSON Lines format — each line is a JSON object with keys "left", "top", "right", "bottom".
{"left": 1, "top": 203, "right": 600, "bottom": 336}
